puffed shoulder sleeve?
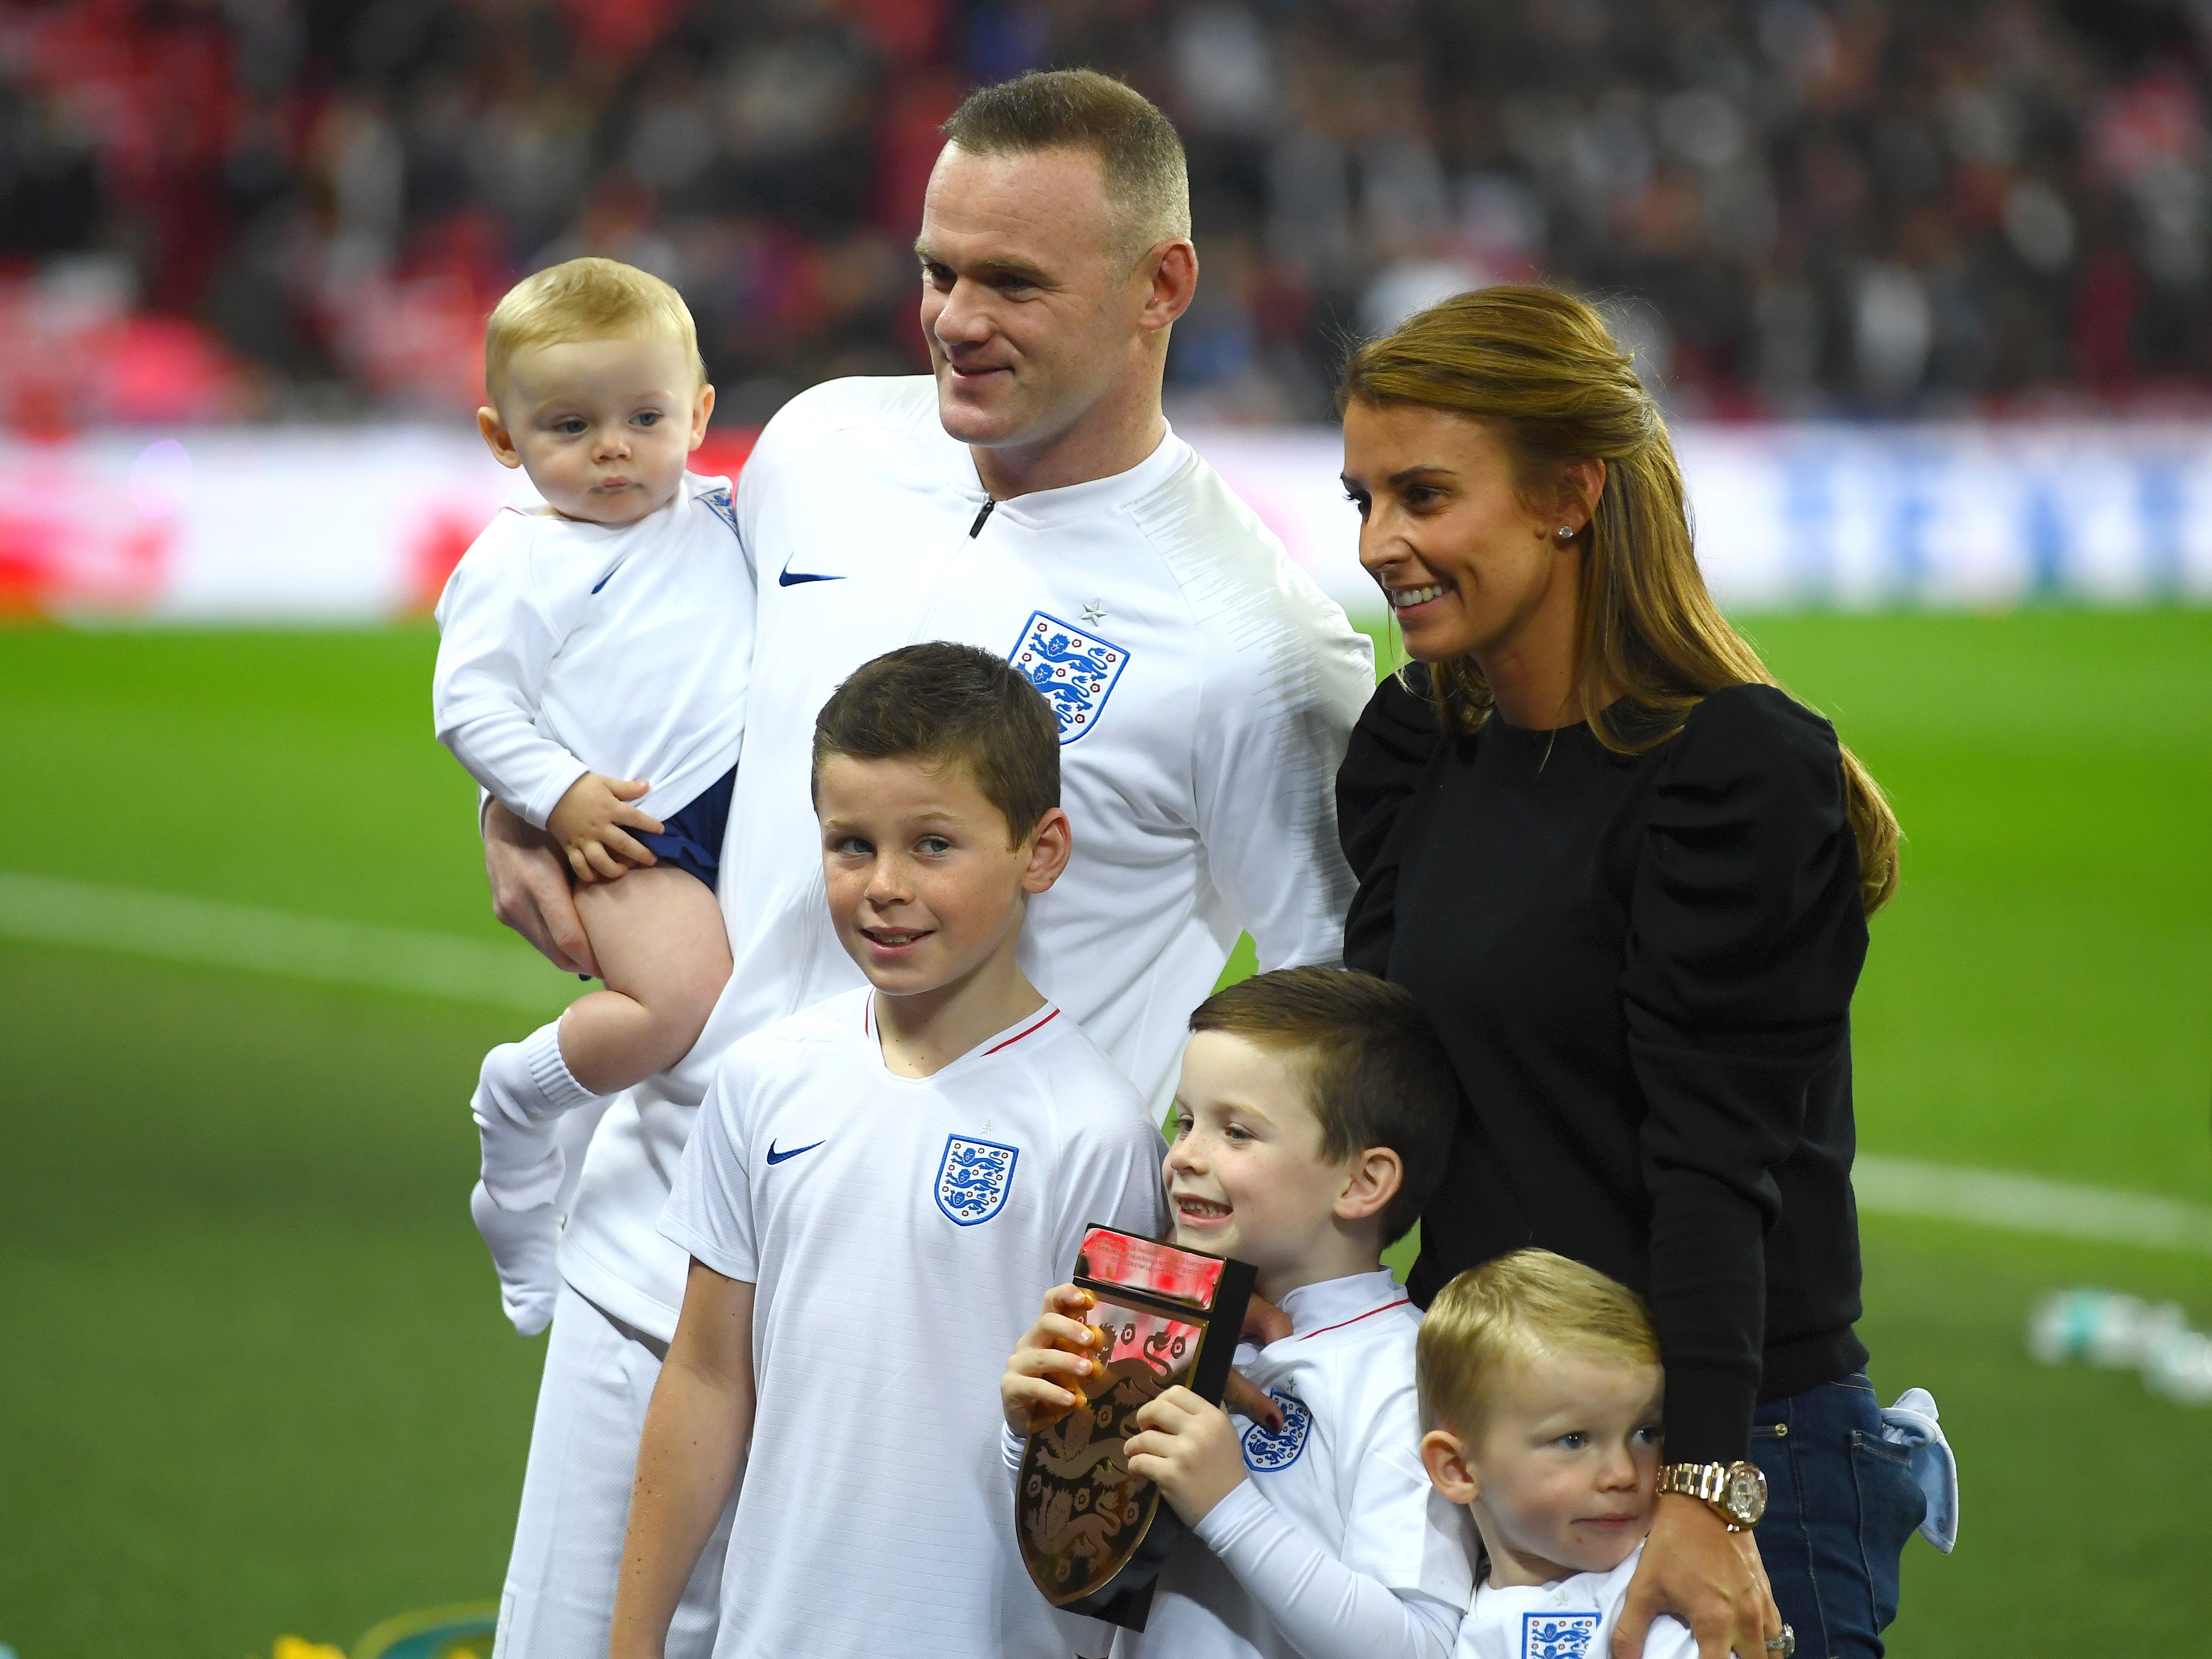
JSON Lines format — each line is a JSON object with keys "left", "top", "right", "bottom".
{"left": 1337, "top": 666, "right": 1442, "bottom": 977}
{"left": 1622, "top": 683, "right": 1868, "bottom": 1462}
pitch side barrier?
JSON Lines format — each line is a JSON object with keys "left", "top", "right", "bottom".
{"left": 5, "top": 421, "right": 2211, "bottom": 621}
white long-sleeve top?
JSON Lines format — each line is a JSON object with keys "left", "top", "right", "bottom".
{"left": 1117, "top": 1270, "right": 1474, "bottom": 1659}
{"left": 431, "top": 472, "right": 751, "bottom": 828}
{"left": 557, "top": 375, "right": 1376, "bottom": 1341}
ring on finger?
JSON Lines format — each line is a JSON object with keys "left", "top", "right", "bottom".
{"left": 1765, "top": 1626, "right": 1795, "bottom": 1656}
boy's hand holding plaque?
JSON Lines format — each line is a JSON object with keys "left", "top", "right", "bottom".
{"left": 1006, "top": 1225, "right": 1258, "bottom": 1631}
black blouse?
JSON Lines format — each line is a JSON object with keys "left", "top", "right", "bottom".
{"left": 1340, "top": 670, "right": 1871, "bottom": 1463}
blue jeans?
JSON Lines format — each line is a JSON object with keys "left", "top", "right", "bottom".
{"left": 1748, "top": 1374, "right": 1926, "bottom": 1659}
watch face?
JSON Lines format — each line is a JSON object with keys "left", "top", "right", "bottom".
{"left": 1725, "top": 1462, "right": 1769, "bottom": 1524}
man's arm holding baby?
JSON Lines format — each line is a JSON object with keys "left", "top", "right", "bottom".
{"left": 483, "top": 797, "right": 596, "bottom": 976}
{"left": 611, "top": 1259, "right": 756, "bottom": 1659}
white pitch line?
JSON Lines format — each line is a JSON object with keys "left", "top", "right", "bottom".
{"left": 1854, "top": 1154, "right": 2212, "bottom": 1257}
{"left": 0, "top": 868, "right": 567, "bottom": 1014}
{"left": 7, "top": 868, "right": 2211, "bottom": 1256}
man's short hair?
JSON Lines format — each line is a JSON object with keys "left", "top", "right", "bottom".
{"left": 484, "top": 256, "right": 705, "bottom": 401}
{"left": 811, "top": 643, "right": 1061, "bottom": 845}
{"left": 1415, "top": 1249, "right": 1662, "bottom": 1437}
{"left": 1186, "top": 966, "right": 1457, "bottom": 1245}
{"left": 941, "top": 68, "right": 1192, "bottom": 257}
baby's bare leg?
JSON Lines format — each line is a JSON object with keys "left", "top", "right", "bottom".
{"left": 562, "top": 867, "right": 732, "bottom": 1094}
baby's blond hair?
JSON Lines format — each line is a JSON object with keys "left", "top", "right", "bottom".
{"left": 1416, "top": 1249, "right": 1661, "bottom": 1437}
{"left": 483, "top": 257, "right": 706, "bottom": 401}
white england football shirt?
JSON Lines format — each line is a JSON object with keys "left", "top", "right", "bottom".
{"left": 1122, "top": 1270, "right": 1476, "bottom": 1658}
{"left": 432, "top": 472, "right": 751, "bottom": 828}
{"left": 1454, "top": 1544, "right": 1694, "bottom": 1659}
{"left": 662, "top": 987, "right": 1170, "bottom": 1659}
{"left": 565, "top": 376, "right": 1374, "bottom": 1340}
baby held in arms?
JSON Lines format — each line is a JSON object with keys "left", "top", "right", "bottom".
{"left": 431, "top": 256, "right": 749, "bottom": 1333}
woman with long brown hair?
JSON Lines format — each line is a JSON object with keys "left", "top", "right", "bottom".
{"left": 1335, "top": 287, "right": 1922, "bottom": 1659}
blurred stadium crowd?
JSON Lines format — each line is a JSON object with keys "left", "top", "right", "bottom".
{"left": 6, "top": 0, "right": 2212, "bottom": 429}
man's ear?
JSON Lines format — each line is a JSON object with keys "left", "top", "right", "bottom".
{"left": 1020, "top": 806, "right": 1074, "bottom": 895}
{"left": 1138, "top": 238, "right": 1198, "bottom": 334}
{"left": 1333, "top": 1145, "right": 1404, "bottom": 1226}
{"left": 478, "top": 406, "right": 522, "bottom": 469}
{"left": 1421, "top": 1428, "right": 1478, "bottom": 1504}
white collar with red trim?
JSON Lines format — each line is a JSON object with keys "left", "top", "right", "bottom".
{"left": 860, "top": 993, "right": 1064, "bottom": 1073}
{"left": 1275, "top": 1268, "right": 1408, "bottom": 1343}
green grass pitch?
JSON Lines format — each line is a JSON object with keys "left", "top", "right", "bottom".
{"left": 1, "top": 609, "right": 2209, "bottom": 1654}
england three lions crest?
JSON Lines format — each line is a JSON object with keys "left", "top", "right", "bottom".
{"left": 1010, "top": 612, "right": 1129, "bottom": 744}
{"left": 1241, "top": 1388, "right": 1313, "bottom": 1471}
{"left": 936, "top": 1135, "right": 1019, "bottom": 1225}
{"left": 1521, "top": 1612, "right": 1599, "bottom": 1659}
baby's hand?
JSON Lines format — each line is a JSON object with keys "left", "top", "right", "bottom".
{"left": 548, "top": 773, "right": 664, "bottom": 884}
{"left": 1123, "top": 1386, "right": 1246, "bottom": 1525}
{"left": 1001, "top": 1283, "right": 1102, "bottom": 1436}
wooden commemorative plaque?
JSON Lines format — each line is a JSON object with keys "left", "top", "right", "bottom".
{"left": 1015, "top": 1225, "right": 1258, "bottom": 1630}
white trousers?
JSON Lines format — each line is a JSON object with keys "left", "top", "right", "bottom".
{"left": 494, "top": 1281, "right": 737, "bottom": 1659}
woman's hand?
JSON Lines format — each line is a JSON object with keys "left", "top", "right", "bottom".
{"left": 1122, "top": 1385, "right": 1246, "bottom": 1525}
{"left": 484, "top": 798, "right": 599, "bottom": 977}
{"left": 1001, "top": 1284, "right": 1100, "bottom": 1436}
{"left": 1612, "top": 1494, "right": 1782, "bottom": 1659}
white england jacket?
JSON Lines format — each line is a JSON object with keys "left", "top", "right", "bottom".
{"left": 559, "top": 376, "right": 1375, "bottom": 1337}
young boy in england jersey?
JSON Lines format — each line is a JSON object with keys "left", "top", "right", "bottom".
{"left": 1002, "top": 967, "right": 1476, "bottom": 1659}
{"left": 611, "top": 643, "right": 1166, "bottom": 1659}
{"left": 432, "top": 257, "right": 752, "bottom": 1336}
{"left": 1415, "top": 1250, "right": 1699, "bottom": 1659}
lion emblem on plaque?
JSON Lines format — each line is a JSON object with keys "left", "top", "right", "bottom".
{"left": 936, "top": 1135, "right": 1018, "bottom": 1225}
{"left": 1009, "top": 611, "right": 1129, "bottom": 744}
{"left": 1016, "top": 1226, "right": 1257, "bottom": 1630}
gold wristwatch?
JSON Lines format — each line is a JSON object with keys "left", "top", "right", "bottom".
{"left": 1658, "top": 1460, "right": 1769, "bottom": 1530}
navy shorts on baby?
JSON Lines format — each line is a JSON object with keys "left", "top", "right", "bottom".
{"left": 633, "top": 762, "right": 735, "bottom": 893}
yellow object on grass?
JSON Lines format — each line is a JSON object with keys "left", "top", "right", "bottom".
{"left": 351, "top": 1602, "right": 499, "bottom": 1659}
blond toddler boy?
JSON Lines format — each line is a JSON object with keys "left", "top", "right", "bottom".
{"left": 1417, "top": 1250, "right": 1704, "bottom": 1659}
{"left": 432, "top": 256, "right": 751, "bottom": 1333}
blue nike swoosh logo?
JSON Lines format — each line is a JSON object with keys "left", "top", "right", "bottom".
{"left": 778, "top": 562, "right": 844, "bottom": 586}
{"left": 765, "top": 1139, "right": 825, "bottom": 1165}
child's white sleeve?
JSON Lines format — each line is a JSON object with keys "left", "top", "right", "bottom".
{"left": 1191, "top": 1482, "right": 1460, "bottom": 1659}
{"left": 431, "top": 517, "right": 593, "bottom": 828}
{"left": 657, "top": 1052, "right": 760, "bottom": 1283}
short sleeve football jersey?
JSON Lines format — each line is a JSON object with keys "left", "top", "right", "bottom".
{"left": 1454, "top": 1545, "right": 1695, "bottom": 1659}
{"left": 663, "top": 987, "right": 1169, "bottom": 1659}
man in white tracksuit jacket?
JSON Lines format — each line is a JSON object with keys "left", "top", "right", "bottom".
{"left": 478, "top": 70, "right": 1375, "bottom": 1659}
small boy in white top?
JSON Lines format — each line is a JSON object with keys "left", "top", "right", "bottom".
{"left": 1002, "top": 967, "right": 1476, "bottom": 1659}
{"left": 1416, "top": 1250, "right": 1703, "bottom": 1659}
{"left": 432, "top": 257, "right": 753, "bottom": 1334}
{"left": 611, "top": 643, "right": 1166, "bottom": 1659}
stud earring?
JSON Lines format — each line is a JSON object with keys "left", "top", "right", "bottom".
{"left": 1554, "top": 525, "right": 1576, "bottom": 542}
